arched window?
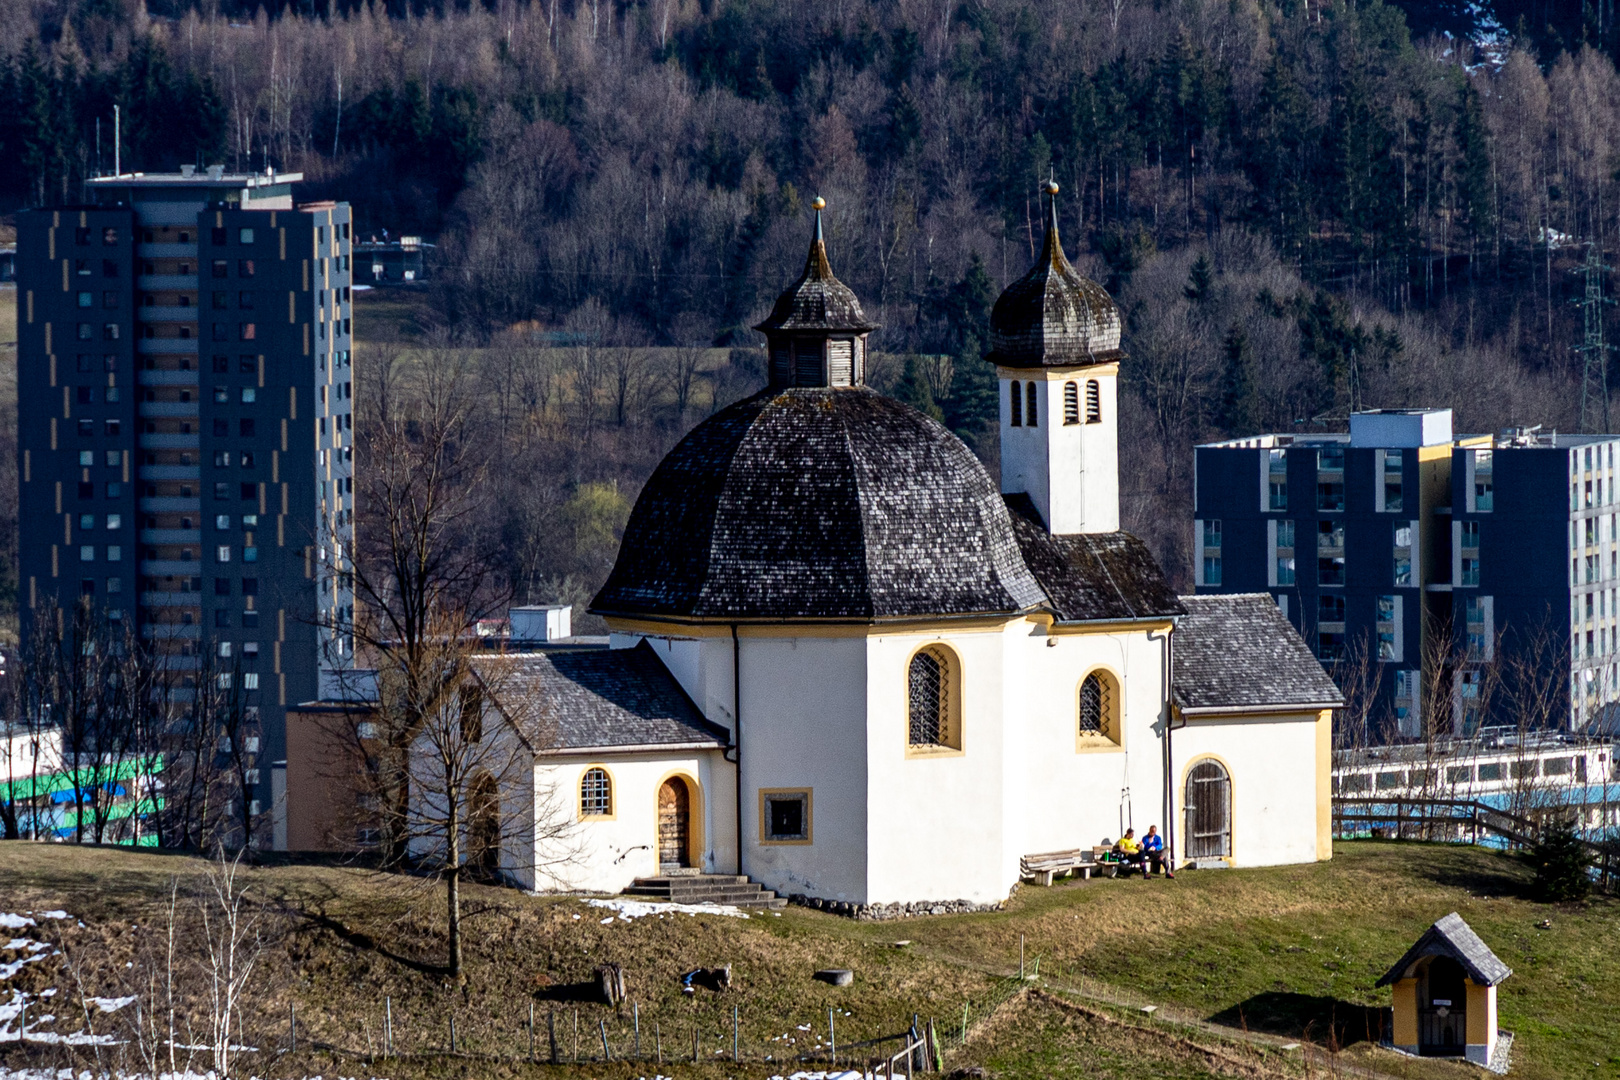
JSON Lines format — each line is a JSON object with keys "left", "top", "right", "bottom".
{"left": 1009, "top": 381, "right": 1022, "bottom": 427}
{"left": 1085, "top": 379, "right": 1101, "bottom": 423}
{"left": 1026, "top": 381, "right": 1039, "bottom": 427}
{"left": 580, "top": 767, "right": 613, "bottom": 817}
{"left": 907, "top": 645, "right": 961, "bottom": 751}
{"left": 1077, "top": 670, "right": 1120, "bottom": 744}
{"left": 1185, "top": 759, "right": 1232, "bottom": 859}
{"left": 1063, "top": 382, "right": 1079, "bottom": 425}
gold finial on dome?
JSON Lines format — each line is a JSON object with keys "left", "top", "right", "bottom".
{"left": 812, "top": 196, "right": 826, "bottom": 210}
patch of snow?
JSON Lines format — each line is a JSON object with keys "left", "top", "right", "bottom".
{"left": 87, "top": 996, "right": 136, "bottom": 1013}
{"left": 31, "top": 913, "right": 67, "bottom": 922}
{"left": 584, "top": 898, "right": 748, "bottom": 920}
{"left": 768, "top": 1072, "right": 866, "bottom": 1080}
{"left": 0, "top": 917, "right": 34, "bottom": 931}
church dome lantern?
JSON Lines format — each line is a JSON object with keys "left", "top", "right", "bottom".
{"left": 988, "top": 182, "right": 1123, "bottom": 369}
{"left": 753, "top": 197, "right": 879, "bottom": 388}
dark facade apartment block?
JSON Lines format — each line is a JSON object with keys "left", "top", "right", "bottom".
{"left": 16, "top": 169, "right": 354, "bottom": 838}
{"left": 1197, "top": 410, "right": 1620, "bottom": 739}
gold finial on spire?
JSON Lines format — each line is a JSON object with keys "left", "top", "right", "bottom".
{"left": 812, "top": 196, "right": 826, "bottom": 210}
{"left": 1046, "top": 179, "right": 1060, "bottom": 195}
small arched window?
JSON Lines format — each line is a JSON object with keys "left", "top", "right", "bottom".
{"left": 1063, "top": 382, "right": 1079, "bottom": 425}
{"left": 1026, "top": 381, "right": 1039, "bottom": 427}
{"left": 580, "top": 767, "right": 613, "bottom": 817}
{"left": 1009, "top": 381, "right": 1022, "bottom": 427}
{"left": 907, "top": 645, "right": 961, "bottom": 751}
{"left": 1085, "top": 380, "right": 1102, "bottom": 423}
{"left": 1077, "top": 670, "right": 1120, "bottom": 745}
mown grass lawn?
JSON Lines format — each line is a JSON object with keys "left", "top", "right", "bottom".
{"left": 0, "top": 840, "right": 1613, "bottom": 1080}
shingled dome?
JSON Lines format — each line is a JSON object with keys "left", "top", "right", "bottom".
{"left": 590, "top": 387, "right": 1048, "bottom": 621}
{"left": 988, "top": 182, "right": 1123, "bottom": 368}
{"left": 753, "top": 200, "right": 879, "bottom": 336}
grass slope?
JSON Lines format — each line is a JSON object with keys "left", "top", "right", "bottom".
{"left": 0, "top": 841, "right": 1612, "bottom": 1080}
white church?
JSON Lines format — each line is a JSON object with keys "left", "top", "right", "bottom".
{"left": 476, "top": 189, "right": 1342, "bottom": 910}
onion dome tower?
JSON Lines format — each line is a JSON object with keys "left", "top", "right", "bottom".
{"left": 591, "top": 201, "right": 1045, "bottom": 622}
{"left": 753, "top": 197, "right": 880, "bottom": 388}
{"left": 988, "top": 182, "right": 1122, "bottom": 535}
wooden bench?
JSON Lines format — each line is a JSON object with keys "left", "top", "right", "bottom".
{"left": 1020, "top": 848, "right": 1099, "bottom": 886}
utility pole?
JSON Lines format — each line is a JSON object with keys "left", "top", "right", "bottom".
{"left": 1574, "top": 242, "right": 1615, "bottom": 433}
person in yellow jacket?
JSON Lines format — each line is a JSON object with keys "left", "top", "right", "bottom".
{"left": 1111, "top": 829, "right": 1147, "bottom": 876}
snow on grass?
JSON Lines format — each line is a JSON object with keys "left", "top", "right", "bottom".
{"left": 584, "top": 898, "right": 748, "bottom": 921}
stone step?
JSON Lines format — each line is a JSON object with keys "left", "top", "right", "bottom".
{"left": 623, "top": 873, "right": 788, "bottom": 909}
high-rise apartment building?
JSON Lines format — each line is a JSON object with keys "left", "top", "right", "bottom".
{"left": 1194, "top": 409, "right": 1620, "bottom": 738}
{"left": 16, "top": 167, "right": 354, "bottom": 825}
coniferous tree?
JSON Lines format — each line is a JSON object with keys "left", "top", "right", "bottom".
{"left": 894, "top": 355, "right": 945, "bottom": 422}
{"left": 1529, "top": 819, "right": 1593, "bottom": 902}
{"left": 1218, "top": 324, "right": 1261, "bottom": 435}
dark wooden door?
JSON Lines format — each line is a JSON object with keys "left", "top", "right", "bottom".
{"left": 1185, "top": 761, "right": 1232, "bottom": 859}
{"left": 1419, "top": 957, "right": 1467, "bottom": 1055}
{"left": 658, "top": 778, "right": 691, "bottom": 869}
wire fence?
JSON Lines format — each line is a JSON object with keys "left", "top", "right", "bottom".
{"left": 276, "top": 973, "right": 1035, "bottom": 1072}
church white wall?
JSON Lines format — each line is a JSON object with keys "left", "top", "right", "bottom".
{"left": 614, "top": 632, "right": 738, "bottom": 738}
{"left": 1171, "top": 714, "right": 1322, "bottom": 867}
{"left": 736, "top": 635, "right": 870, "bottom": 903}
{"left": 525, "top": 748, "right": 734, "bottom": 894}
{"left": 863, "top": 627, "right": 1011, "bottom": 905}
{"left": 1012, "top": 624, "right": 1173, "bottom": 860}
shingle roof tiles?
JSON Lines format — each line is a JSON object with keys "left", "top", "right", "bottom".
{"left": 1002, "top": 494, "right": 1185, "bottom": 622}
{"left": 474, "top": 642, "right": 728, "bottom": 753}
{"left": 1376, "top": 912, "right": 1513, "bottom": 988}
{"left": 988, "top": 195, "right": 1123, "bottom": 368}
{"left": 592, "top": 387, "right": 1048, "bottom": 620}
{"left": 1172, "top": 593, "right": 1344, "bottom": 712}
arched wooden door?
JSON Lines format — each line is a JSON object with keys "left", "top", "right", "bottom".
{"left": 657, "top": 778, "right": 692, "bottom": 870}
{"left": 1184, "top": 760, "right": 1232, "bottom": 860}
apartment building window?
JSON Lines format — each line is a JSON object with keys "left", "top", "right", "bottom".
{"left": 1318, "top": 519, "right": 1345, "bottom": 586}
{"left": 1394, "top": 522, "right": 1414, "bottom": 586}
{"left": 1465, "top": 595, "right": 1492, "bottom": 659}
{"left": 1317, "top": 594, "right": 1345, "bottom": 661}
{"left": 1316, "top": 446, "right": 1345, "bottom": 511}
{"left": 1275, "top": 519, "right": 1296, "bottom": 586}
{"left": 1268, "top": 449, "right": 1288, "bottom": 510}
{"left": 1376, "top": 595, "right": 1400, "bottom": 660}
{"left": 1379, "top": 453, "right": 1403, "bottom": 512}
{"left": 1199, "top": 519, "right": 1222, "bottom": 586}
{"left": 1474, "top": 450, "right": 1494, "bottom": 511}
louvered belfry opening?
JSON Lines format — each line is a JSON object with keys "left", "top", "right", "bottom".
{"left": 754, "top": 197, "right": 878, "bottom": 390}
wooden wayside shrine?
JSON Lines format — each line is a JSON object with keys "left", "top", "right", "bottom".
{"left": 1376, "top": 912, "right": 1511, "bottom": 1068}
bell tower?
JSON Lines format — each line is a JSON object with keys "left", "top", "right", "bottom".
{"left": 754, "top": 197, "right": 879, "bottom": 389}
{"left": 987, "top": 182, "right": 1122, "bottom": 535}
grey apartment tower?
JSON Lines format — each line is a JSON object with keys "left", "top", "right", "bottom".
{"left": 16, "top": 168, "right": 355, "bottom": 825}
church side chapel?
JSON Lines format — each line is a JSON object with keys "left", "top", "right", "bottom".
{"left": 476, "top": 188, "right": 1341, "bottom": 909}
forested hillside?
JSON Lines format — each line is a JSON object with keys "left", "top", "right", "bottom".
{"left": 0, "top": 0, "right": 1615, "bottom": 597}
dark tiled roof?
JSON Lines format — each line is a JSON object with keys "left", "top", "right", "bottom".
{"left": 1173, "top": 593, "right": 1343, "bottom": 712}
{"left": 592, "top": 387, "right": 1047, "bottom": 621}
{"left": 1376, "top": 912, "right": 1512, "bottom": 988}
{"left": 753, "top": 210, "right": 878, "bottom": 335}
{"left": 987, "top": 191, "right": 1123, "bottom": 369}
{"left": 473, "top": 641, "right": 728, "bottom": 752}
{"left": 1003, "top": 495, "right": 1184, "bottom": 622}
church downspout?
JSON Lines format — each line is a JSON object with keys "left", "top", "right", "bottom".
{"left": 731, "top": 624, "right": 743, "bottom": 877}
{"left": 1161, "top": 618, "right": 1184, "bottom": 867}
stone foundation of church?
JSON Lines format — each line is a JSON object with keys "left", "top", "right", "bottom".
{"left": 788, "top": 894, "right": 1007, "bottom": 920}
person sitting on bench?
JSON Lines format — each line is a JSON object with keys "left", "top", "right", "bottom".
{"left": 1112, "top": 829, "right": 1146, "bottom": 876}
{"left": 1141, "top": 825, "right": 1173, "bottom": 878}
